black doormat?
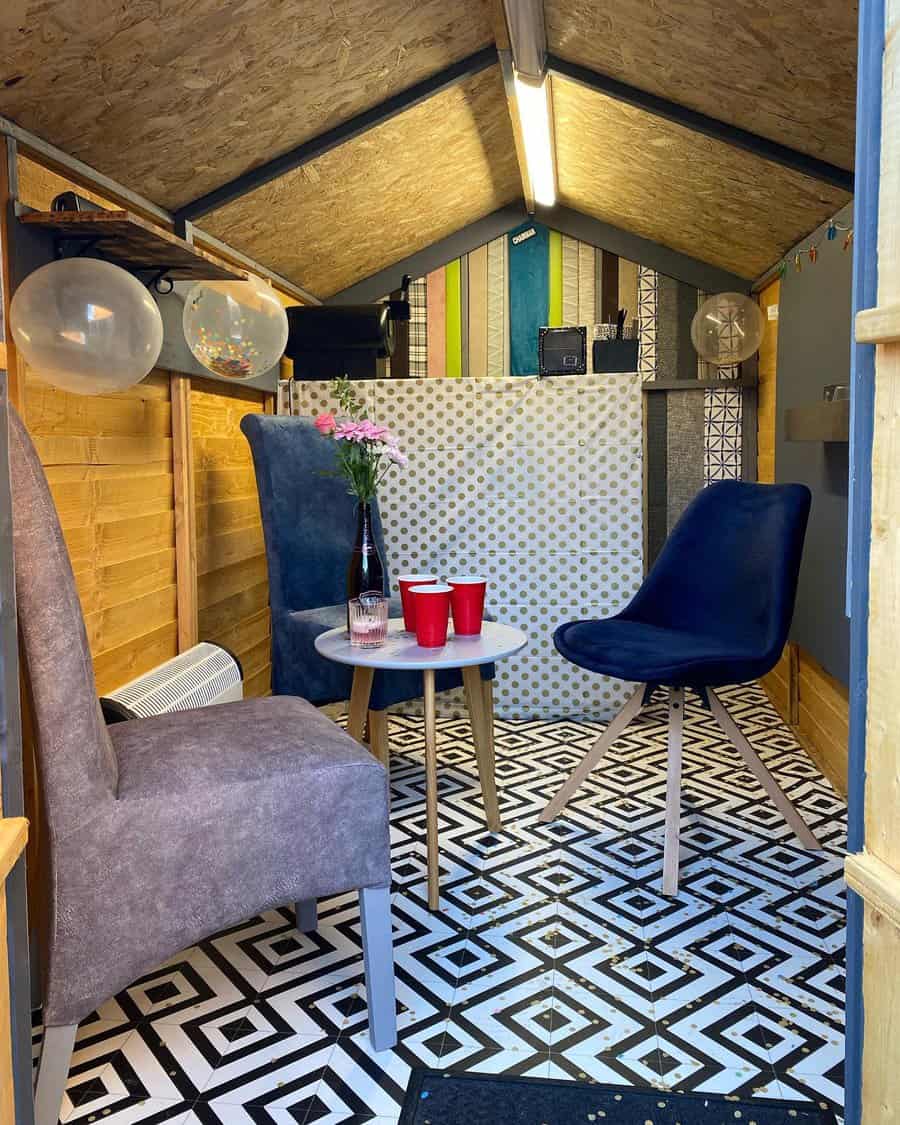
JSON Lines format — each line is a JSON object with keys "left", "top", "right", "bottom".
{"left": 399, "top": 1070, "right": 838, "bottom": 1125}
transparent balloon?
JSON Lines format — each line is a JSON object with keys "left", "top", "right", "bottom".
{"left": 690, "top": 292, "right": 765, "bottom": 366}
{"left": 182, "top": 276, "right": 288, "bottom": 380}
{"left": 9, "top": 258, "right": 164, "bottom": 395}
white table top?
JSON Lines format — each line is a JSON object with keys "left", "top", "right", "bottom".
{"left": 314, "top": 619, "right": 528, "bottom": 671}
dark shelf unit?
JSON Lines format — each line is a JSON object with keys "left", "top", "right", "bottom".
{"left": 784, "top": 400, "right": 850, "bottom": 442}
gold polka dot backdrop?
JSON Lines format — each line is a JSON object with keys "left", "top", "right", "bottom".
{"left": 294, "top": 375, "right": 644, "bottom": 721}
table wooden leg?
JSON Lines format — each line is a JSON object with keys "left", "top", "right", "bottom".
{"left": 463, "top": 666, "right": 502, "bottom": 832}
{"left": 424, "top": 668, "right": 440, "bottom": 910}
{"left": 347, "top": 666, "right": 374, "bottom": 743}
{"left": 368, "top": 709, "right": 391, "bottom": 768}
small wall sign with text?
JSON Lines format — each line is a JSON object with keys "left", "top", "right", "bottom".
{"left": 512, "top": 227, "right": 537, "bottom": 245}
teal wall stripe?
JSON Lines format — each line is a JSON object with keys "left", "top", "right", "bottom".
{"left": 508, "top": 221, "right": 550, "bottom": 376}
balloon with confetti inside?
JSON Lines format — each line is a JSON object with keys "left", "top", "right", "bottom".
{"left": 690, "top": 291, "right": 765, "bottom": 366}
{"left": 183, "top": 275, "right": 288, "bottom": 380}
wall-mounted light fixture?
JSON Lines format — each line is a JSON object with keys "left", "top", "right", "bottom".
{"left": 513, "top": 73, "right": 556, "bottom": 208}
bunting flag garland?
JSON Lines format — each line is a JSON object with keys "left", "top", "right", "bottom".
{"left": 777, "top": 219, "right": 853, "bottom": 277}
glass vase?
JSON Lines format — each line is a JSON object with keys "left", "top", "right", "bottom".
{"left": 346, "top": 501, "right": 385, "bottom": 629}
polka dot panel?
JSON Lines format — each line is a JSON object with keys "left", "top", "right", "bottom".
{"left": 372, "top": 378, "right": 476, "bottom": 449}
{"left": 495, "top": 652, "right": 636, "bottom": 720}
{"left": 295, "top": 376, "right": 643, "bottom": 719}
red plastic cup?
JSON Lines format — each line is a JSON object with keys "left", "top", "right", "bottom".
{"left": 398, "top": 573, "right": 437, "bottom": 632}
{"left": 411, "top": 584, "right": 452, "bottom": 647}
{"left": 448, "top": 575, "right": 487, "bottom": 636}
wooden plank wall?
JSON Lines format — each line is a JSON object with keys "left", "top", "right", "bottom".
{"left": 757, "top": 279, "right": 779, "bottom": 485}
{"left": 193, "top": 381, "right": 272, "bottom": 699}
{"left": 17, "top": 371, "right": 274, "bottom": 700}
{"left": 23, "top": 369, "right": 180, "bottom": 693}
{"left": 756, "top": 281, "right": 850, "bottom": 797}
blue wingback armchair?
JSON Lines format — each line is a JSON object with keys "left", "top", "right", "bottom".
{"left": 541, "top": 480, "right": 820, "bottom": 895}
{"left": 241, "top": 414, "right": 491, "bottom": 761}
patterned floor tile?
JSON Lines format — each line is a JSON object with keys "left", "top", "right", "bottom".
{"left": 41, "top": 684, "right": 846, "bottom": 1122}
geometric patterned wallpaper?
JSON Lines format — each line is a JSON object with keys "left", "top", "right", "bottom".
{"left": 293, "top": 374, "right": 644, "bottom": 721}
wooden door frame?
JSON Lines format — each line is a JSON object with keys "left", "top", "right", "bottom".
{"left": 844, "top": 0, "right": 884, "bottom": 1121}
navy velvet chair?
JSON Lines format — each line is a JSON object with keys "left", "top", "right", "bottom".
{"left": 541, "top": 480, "right": 820, "bottom": 895}
{"left": 241, "top": 414, "right": 493, "bottom": 771}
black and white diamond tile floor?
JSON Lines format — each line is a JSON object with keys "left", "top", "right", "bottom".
{"left": 35, "top": 683, "right": 847, "bottom": 1124}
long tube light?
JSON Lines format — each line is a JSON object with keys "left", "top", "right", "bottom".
{"left": 513, "top": 74, "right": 556, "bottom": 208}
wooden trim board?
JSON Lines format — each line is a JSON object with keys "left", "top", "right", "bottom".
{"left": 171, "top": 375, "right": 198, "bottom": 651}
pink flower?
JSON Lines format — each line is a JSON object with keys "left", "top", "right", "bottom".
{"left": 335, "top": 419, "right": 392, "bottom": 444}
{"left": 356, "top": 420, "right": 390, "bottom": 442}
{"left": 387, "top": 444, "right": 408, "bottom": 467}
{"left": 334, "top": 421, "right": 362, "bottom": 442}
{"left": 314, "top": 412, "right": 336, "bottom": 435}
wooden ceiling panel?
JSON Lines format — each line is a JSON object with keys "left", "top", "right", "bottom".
{"left": 552, "top": 76, "right": 851, "bottom": 280}
{"left": 545, "top": 0, "right": 857, "bottom": 171}
{"left": 0, "top": 0, "right": 494, "bottom": 210}
{"left": 201, "top": 67, "right": 521, "bottom": 296}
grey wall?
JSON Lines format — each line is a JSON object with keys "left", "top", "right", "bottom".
{"left": 776, "top": 202, "right": 853, "bottom": 685}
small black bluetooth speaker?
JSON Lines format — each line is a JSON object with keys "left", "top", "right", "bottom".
{"left": 538, "top": 326, "right": 587, "bottom": 376}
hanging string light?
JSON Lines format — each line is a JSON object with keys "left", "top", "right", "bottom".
{"left": 776, "top": 219, "right": 853, "bottom": 278}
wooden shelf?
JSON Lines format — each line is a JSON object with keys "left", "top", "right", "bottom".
{"left": 642, "top": 377, "right": 751, "bottom": 392}
{"left": 856, "top": 302, "right": 900, "bottom": 344}
{"left": 18, "top": 209, "right": 245, "bottom": 282}
{"left": 784, "top": 399, "right": 849, "bottom": 442}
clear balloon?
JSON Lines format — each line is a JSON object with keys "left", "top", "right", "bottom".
{"left": 182, "top": 276, "right": 288, "bottom": 380}
{"left": 9, "top": 258, "right": 164, "bottom": 395}
{"left": 690, "top": 292, "right": 765, "bottom": 366}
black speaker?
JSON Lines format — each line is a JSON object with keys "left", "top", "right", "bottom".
{"left": 285, "top": 304, "right": 395, "bottom": 381}
{"left": 538, "top": 326, "right": 587, "bottom": 376}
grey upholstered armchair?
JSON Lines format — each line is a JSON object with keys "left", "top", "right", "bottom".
{"left": 7, "top": 408, "right": 397, "bottom": 1125}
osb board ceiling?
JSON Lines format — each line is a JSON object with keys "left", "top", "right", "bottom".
{"left": 552, "top": 76, "right": 851, "bottom": 281}
{"left": 545, "top": 0, "right": 857, "bottom": 172}
{"left": 202, "top": 67, "right": 521, "bottom": 296}
{"left": 0, "top": 0, "right": 493, "bottom": 210}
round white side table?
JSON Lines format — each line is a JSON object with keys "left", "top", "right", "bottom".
{"left": 315, "top": 620, "right": 528, "bottom": 909}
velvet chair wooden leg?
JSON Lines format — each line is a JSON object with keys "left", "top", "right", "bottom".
{"left": 661, "top": 687, "right": 685, "bottom": 897}
{"left": 540, "top": 685, "right": 646, "bottom": 822}
{"left": 359, "top": 886, "right": 397, "bottom": 1051}
{"left": 707, "top": 688, "right": 820, "bottom": 849}
{"left": 462, "top": 666, "right": 502, "bottom": 832}
{"left": 295, "top": 898, "right": 318, "bottom": 933}
{"left": 368, "top": 709, "right": 391, "bottom": 769}
{"left": 34, "top": 1023, "right": 77, "bottom": 1125}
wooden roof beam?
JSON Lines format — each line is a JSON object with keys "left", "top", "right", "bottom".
{"left": 548, "top": 54, "right": 854, "bottom": 193}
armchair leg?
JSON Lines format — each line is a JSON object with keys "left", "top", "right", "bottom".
{"left": 661, "top": 687, "right": 685, "bottom": 897}
{"left": 540, "top": 685, "right": 646, "bottom": 822}
{"left": 359, "top": 886, "right": 397, "bottom": 1051}
{"left": 34, "top": 1023, "right": 77, "bottom": 1125}
{"left": 295, "top": 898, "right": 318, "bottom": 933}
{"left": 707, "top": 688, "right": 820, "bottom": 849}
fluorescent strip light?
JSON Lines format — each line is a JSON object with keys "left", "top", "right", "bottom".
{"left": 514, "top": 75, "right": 556, "bottom": 208}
